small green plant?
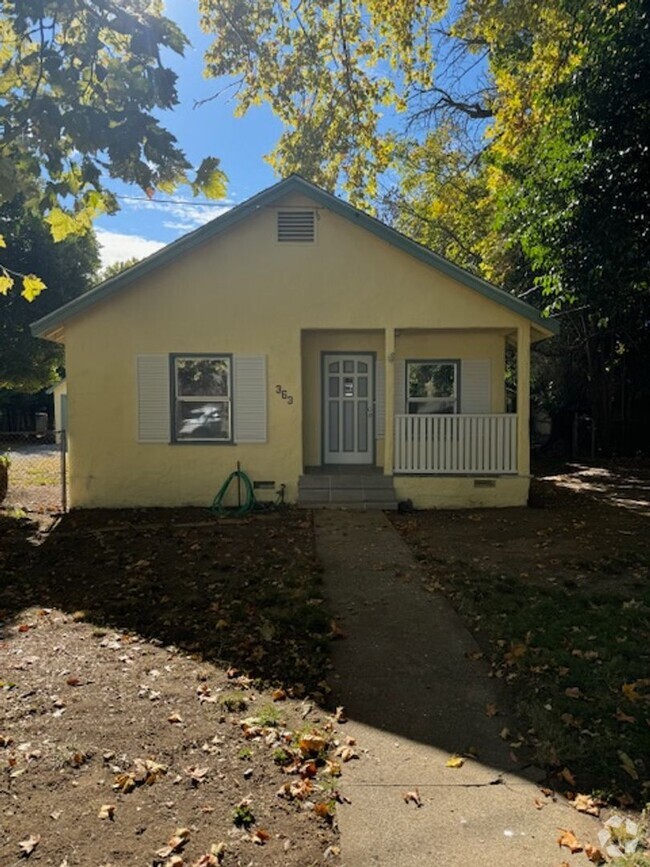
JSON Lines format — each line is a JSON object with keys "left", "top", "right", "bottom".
{"left": 232, "top": 799, "right": 255, "bottom": 828}
{"left": 220, "top": 691, "right": 248, "bottom": 712}
{"left": 253, "top": 704, "right": 282, "bottom": 727}
{"left": 237, "top": 746, "right": 253, "bottom": 761}
{"left": 272, "top": 747, "right": 292, "bottom": 766}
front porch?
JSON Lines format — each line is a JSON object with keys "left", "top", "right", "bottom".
{"left": 299, "top": 324, "right": 533, "bottom": 507}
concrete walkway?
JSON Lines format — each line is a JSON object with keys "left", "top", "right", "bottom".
{"left": 314, "top": 510, "right": 599, "bottom": 867}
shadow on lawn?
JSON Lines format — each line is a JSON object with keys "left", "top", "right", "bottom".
{"left": 0, "top": 507, "right": 333, "bottom": 697}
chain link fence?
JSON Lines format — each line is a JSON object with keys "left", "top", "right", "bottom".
{"left": 0, "top": 431, "right": 67, "bottom": 515}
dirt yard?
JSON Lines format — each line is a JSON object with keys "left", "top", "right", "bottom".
{"left": 0, "top": 510, "right": 344, "bottom": 867}
{"left": 1, "top": 461, "right": 648, "bottom": 864}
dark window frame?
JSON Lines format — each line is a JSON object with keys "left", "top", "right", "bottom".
{"left": 170, "top": 353, "right": 234, "bottom": 445}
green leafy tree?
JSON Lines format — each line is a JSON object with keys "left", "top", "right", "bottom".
{"left": 199, "top": 0, "right": 649, "bottom": 452}
{"left": 99, "top": 257, "right": 141, "bottom": 282}
{"left": 0, "top": 0, "right": 226, "bottom": 299}
{"left": 0, "top": 200, "right": 99, "bottom": 392}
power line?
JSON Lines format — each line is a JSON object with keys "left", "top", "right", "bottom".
{"left": 115, "top": 194, "right": 230, "bottom": 208}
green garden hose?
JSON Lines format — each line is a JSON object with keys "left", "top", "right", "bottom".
{"left": 210, "top": 469, "right": 256, "bottom": 516}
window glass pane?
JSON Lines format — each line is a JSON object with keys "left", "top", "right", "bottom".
{"left": 329, "top": 361, "right": 339, "bottom": 373}
{"left": 176, "top": 357, "right": 229, "bottom": 396}
{"left": 176, "top": 401, "right": 230, "bottom": 439}
{"left": 408, "top": 398, "right": 455, "bottom": 415}
{"left": 343, "top": 360, "right": 354, "bottom": 373}
{"left": 357, "top": 361, "right": 368, "bottom": 373}
{"left": 358, "top": 376, "right": 368, "bottom": 397}
{"left": 408, "top": 362, "right": 455, "bottom": 399}
{"left": 344, "top": 377, "right": 354, "bottom": 397}
{"left": 328, "top": 376, "right": 339, "bottom": 398}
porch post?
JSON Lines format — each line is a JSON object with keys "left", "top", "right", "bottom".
{"left": 516, "top": 323, "right": 531, "bottom": 476}
{"left": 383, "top": 328, "right": 395, "bottom": 474}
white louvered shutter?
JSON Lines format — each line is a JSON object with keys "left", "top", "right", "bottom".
{"left": 394, "top": 358, "right": 406, "bottom": 415}
{"left": 137, "top": 355, "right": 170, "bottom": 442}
{"left": 233, "top": 355, "right": 267, "bottom": 443}
{"left": 461, "top": 359, "right": 491, "bottom": 413}
{"left": 374, "top": 360, "right": 385, "bottom": 438}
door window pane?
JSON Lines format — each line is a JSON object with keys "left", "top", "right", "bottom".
{"left": 328, "top": 400, "right": 340, "bottom": 451}
{"left": 329, "top": 361, "right": 340, "bottom": 373}
{"left": 343, "top": 360, "right": 354, "bottom": 373}
{"left": 344, "top": 377, "right": 354, "bottom": 398}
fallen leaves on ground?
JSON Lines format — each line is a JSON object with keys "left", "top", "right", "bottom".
{"left": 557, "top": 829, "right": 583, "bottom": 854}
{"left": 445, "top": 754, "right": 465, "bottom": 768}
{"left": 403, "top": 789, "right": 422, "bottom": 807}
{"left": 98, "top": 804, "right": 116, "bottom": 820}
{"left": 155, "top": 827, "right": 190, "bottom": 860}
{"left": 584, "top": 844, "right": 605, "bottom": 864}
{"left": 18, "top": 835, "right": 41, "bottom": 857}
{"left": 569, "top": 793, "right": 601, "bottom": 816}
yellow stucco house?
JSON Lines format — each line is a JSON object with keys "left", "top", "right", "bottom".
{"left": 32, "top": 175, "right": 557, "bottom": 510}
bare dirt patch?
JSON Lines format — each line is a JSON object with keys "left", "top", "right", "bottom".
{"left": 0, "top": 509, "right": 343, "bottom": 867}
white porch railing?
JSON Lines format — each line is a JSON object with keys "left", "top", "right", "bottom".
{"left": 394, "top": 414, "right": 518, "bottom": 474}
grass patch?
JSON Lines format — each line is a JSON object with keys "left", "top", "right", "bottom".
{"left": 398, "top": 523, "right": 650, "bottom": 805}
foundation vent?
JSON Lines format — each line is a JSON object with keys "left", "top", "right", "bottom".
{"left": 277, "top": 209, "right": 315, "bottom": 243}
{"left": 474, "top": 479, "right": 496, "bottom": 489}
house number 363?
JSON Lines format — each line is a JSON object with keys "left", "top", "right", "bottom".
{"left": 275, "top": 384, "right": 294, "bottom": 405}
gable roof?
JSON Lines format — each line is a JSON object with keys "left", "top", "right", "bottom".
{"left": 31, "top": 174, "right": 558, "bottom": 339}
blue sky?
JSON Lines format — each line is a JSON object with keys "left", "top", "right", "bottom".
{"left": 95, "top": 1, "right": 283, "bottom": 267}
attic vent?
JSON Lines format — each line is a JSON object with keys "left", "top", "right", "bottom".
{"left": 277, "top": 209, "right": 315, "bottom": 243}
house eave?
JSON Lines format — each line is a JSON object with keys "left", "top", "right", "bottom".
{"left": 31, "top": 174, "right": 559, "bottom": 339}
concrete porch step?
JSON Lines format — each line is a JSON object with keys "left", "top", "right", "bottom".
{"left": 298, "top": 472, "right": 398, "bottom": 510}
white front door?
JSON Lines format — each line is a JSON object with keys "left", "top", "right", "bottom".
{"left": 323, "top": 353, "right": 374, "bottom": 464}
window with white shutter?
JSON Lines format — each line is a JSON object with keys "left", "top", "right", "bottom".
{"left": 136, "top": 353, "right": 267, "bottom": 445}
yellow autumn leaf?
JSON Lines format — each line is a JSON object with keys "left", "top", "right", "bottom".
{"left": 0, "top": 272, "right": 14, "bottom": 295}
{"left": 0, "top": 233, "right": 6, "bottom": 247}
{"left": 445, "top": 754, "right": 465, "bottom": 768}
{"left": 21, "top": 274, "right": 46, "bottom": 301}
